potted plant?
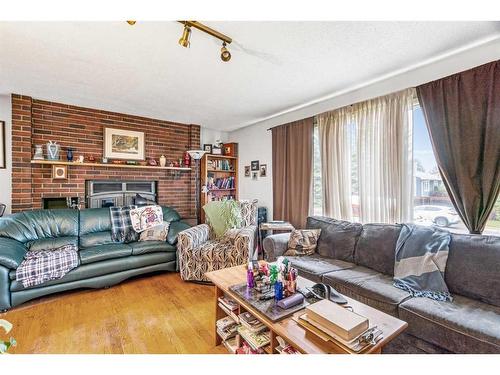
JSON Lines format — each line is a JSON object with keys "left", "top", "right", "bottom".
{"left": 0, "top": 319, "right": 16, "bottom": 354}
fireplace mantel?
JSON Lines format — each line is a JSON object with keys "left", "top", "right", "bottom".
{"left": 31, "top": 159, "right": 192, "bottom": 171}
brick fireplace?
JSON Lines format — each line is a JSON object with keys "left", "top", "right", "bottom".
{"left": 11, "top": 94, "right": 200, "bottom": 219}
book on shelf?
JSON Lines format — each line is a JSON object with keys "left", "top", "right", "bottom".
{"left": 305, "top": 299, "right": 369, "bottom": 341}
{"left": 216, "top": 318, "right": 238, "bottom": 341}
{"left": 218, "top": 296, "right": 238, "bottom": 312}
{"left": 207, "top": 175, "right": 235, "bottom": 190}
{"left": 235, "top": 341, "right": 265, "bottom": 354}
{"left": 207, "top": 159, "right": 233, "bottom": 171}
{"left": 238, "top": 312, "right": 266, "bottom": 333}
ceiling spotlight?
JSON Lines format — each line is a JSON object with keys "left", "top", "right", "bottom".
{"left": 126, "top": 20, "right": 136, "bottom": 25}
{"left": 178, "top": 24, "right": 192, "bottom": 48}
{"left": 220, "top": 42, "right": 231, "bottom": 62}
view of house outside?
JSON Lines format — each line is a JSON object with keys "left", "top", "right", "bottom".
{"left": 312, "top": 107, "right": 500, "bottom": 236}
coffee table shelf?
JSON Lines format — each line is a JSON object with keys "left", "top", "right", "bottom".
{"left": 206, "top": 264, "right": 408, "bottom": 354}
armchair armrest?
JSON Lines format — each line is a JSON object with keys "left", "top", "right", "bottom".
{"left": 234, "top": 225, "right": 257, "bottom": 261}
{"left": 0, "top": 237, "right": 27, "bottom": 269}
{"left": 262, "top": 233, "right": 291, "bottom": 261}
{"left": 177, "top": 224, "right": 211, "bottom": 250}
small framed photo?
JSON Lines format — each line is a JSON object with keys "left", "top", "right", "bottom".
{"left": 260, "top": 164, "right": 267, "bottom": 177}
{"left": 251, "top": 160, "right": 259, "bottom": 171}
{"left": 52, "top": 164, "right": 68, "bottom": 180}
{"left": 203, "top": 144, "right": 213, "bottom": 154}
{"left": 212, "top": 146, "right": 222, "bottom": 155}
{"left": 252, "top": 171, "right": 258, "bottom": 180}
{"left": 0, "top": 121, "right": 5, "bottom": 169}
{"left": 244, "top": 166, "right": 250, "bottom": 177}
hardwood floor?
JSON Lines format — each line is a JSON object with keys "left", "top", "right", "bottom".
{"left": 1, "top": 272, "right": 227, "bottom": 354}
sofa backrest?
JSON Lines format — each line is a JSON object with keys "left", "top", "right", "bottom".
{"left": 355, "top": 223, "right": 402, "bottom": 276}
{"left": 306, "top": 216, "right": 362, "bottom": 262}
{"left": 0, "top": 209, "right": 79, "bottom": 250}
{"left": 79, "top": 206, "right": 182, "bottom": 248}
{"left": 445, "top": 233, "right": 500, "bottom": 307}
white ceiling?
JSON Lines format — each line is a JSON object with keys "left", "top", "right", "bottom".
{"left": 1, "top": 21, "right": 499, "bottom": 131}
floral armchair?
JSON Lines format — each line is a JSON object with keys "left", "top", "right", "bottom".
{"left": 177, "top": 200, "right": 258, "bottom": 282}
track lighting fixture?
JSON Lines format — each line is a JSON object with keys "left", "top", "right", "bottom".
{"left": 177, "top": 21, "right": 233, "bottom": 62}
{"left": 178, "top": 24, "right": 192, "bottom": 48}
{"left": 220, "top": 42, "right": 231, "bottom": 62}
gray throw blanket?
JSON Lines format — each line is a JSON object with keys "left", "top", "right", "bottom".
{"left": 394, "top": 224, "right": 453, "bottom": 302}
{"left": 16, "top": 244, "right": 79, "bottom": 288}
{"left": 110, "top": 205, "right": 139, "bottom": 243}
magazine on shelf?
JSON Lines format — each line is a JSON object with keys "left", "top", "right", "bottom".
{"left": 216, "top": 316, "right": 237, "bottom": 331}
{"left": 237, "top": 325, "right": 270, "bottom": 350}
{"left": 218, "top": 295, "right": 238, "bottom": 311}
{"left": 238, "top": 312, "right": 266, "bottom": 333}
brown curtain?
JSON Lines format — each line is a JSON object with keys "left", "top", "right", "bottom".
{"left": 272, "top": 118, "right": 314, "bottom": 228}
{"left": 416, "top": 60, "right": 500, "bottom": 234}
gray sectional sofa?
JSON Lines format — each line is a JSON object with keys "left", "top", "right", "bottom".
{"left": 263, "top": 216, "right": 500, "bottom": 354}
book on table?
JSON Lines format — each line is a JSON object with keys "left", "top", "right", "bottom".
{"left": 305, "top": 299, "right": 369, "bottom": 341}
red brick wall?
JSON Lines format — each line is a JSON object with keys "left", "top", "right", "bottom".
{"left": 11, "top": 94, "right": 200, "bottom": 218}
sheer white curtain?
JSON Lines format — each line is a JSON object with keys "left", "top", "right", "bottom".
{"left": 355, "top": 88, "right": 414, "bottom": 223}
{"left": 318, "top": 107, "right": 353, "bottom": 220}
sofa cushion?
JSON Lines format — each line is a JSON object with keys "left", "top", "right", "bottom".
{"left": 167, "top": 221, "right": 190, "bottom": 245}
{"left": 306, "top": 216, "right": 362, "bottom": 262}
{"left": 130, "top": 241, "right": 176, "bottom": 256}
{"left": 0, "top": 209, "right": 78, "bottom": 243}
{"left": 26, "top": 236, "right": 79, "bottom": 252}
{"left": 355, "top": 223, "right": 401, "bottom": 276}
{"left": 79, "top": 243, "right": 132, "bottom": 264}
{"left": 10, "top": 251, "right": 176, "bottom": 290}
{"left": 323, "top": 266, "right": 412, "bottom": 316}
{"left": 287, "top": 255, "right": 355, "bottom": 283}
{"left": 399, "top": 294, "right": 500, "bottom": 353}
{"left": 445, "top": 233, "right": 500, "bottom": 307}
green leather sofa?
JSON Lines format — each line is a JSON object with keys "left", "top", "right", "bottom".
{"left": 0, "top": 206, "right": 190, "bottom": 311}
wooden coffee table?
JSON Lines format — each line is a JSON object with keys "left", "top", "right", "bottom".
{"left": 206, "top": 264, "right": 407, "bottom": 354}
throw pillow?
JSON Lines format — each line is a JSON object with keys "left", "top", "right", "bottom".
{"left": 284, "top": 229, "right": 322, "bottom": 256}
{"left": 203, "top": 200, "right": 242, "bottom": 238}
{"left": 129, "top": 205, "right": 163, "bottom": 233}
{"left": 139, "top": 222, "right": 170, "bottom": 242}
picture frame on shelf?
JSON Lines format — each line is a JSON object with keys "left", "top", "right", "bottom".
{"left": 52, "top": 164, "right": 68, "bottom": 180}
{"left": 0, "top": 121, "right": 5, "bottom": 169}
{"left": 203, "top": 144, "right": 213, "bottom": 154}
{"left": 260, "top": 164, "right": 267, "bottom": 177}
{"left": 103, "top": 127, "right": 145, "bottom": 161}
{"left": 251, "top": 160, "right": 259, "bottom": 171}
{"left": 244, "top": 166, "right": 250, "bottom": 177}
{"left": 212, "top": 146, "right": 222, "bottom": 155}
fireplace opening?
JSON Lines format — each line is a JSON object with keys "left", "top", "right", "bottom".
{"left": 43, "top": 197, "right": 80, "bottom": 209}
{"left": 86, "top": 180, "right": 157, "bottom": 208}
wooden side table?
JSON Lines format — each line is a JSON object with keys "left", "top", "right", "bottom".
{"left": 257, "top": 221, "right": 295, "bottom": 259}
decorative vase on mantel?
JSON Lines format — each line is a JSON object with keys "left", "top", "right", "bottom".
{"left": 159, "top": 155, "right": 167, "bottom": 167}
{"left": 66, "top": 148, "right": 74, "bottom": 162}
{"left": 46, "top": 141, "right": 60, "bottom": 161}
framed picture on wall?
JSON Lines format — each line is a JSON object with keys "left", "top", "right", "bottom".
{"left": 252, "top": 171, "right": 258, "bottom": 180}
{"left": 244, "top": 166, "right": 250, "bottom": 177}
{"left": 0, "top": 121, "right": 5, "bottom": 169}
{"left": 251, "top": 160, "right": 259, "bottom": 171}
{"left": 203, "top": 144, "right": 213, "bottom": 154}
{"left": 104, "top": 127, "right": 145, "bottom": 160}
{"left": 260, "top": 164, "right": 267, "bottom": 177}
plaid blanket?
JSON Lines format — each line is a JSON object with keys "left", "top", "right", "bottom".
{"left": 110, "top": 205, "right": 139, "bottom": 243}
{"left": 394, "top": 224, "right": 452, "bottom": 302}
{"left": 16, "top": 244, "right": 79, "bottom": 288}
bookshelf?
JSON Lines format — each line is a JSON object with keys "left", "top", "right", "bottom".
{"left": 200, "top": 153, "right": 239, "bottom": 222}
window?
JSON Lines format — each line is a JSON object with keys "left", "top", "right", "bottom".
{"left": 413, "top": 105, "right": 500, "bottom": 236}
{"left": 313, "top": 103, "right": 500, "bottom": 236}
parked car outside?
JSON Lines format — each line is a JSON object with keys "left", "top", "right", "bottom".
{"left": 413, "top": 205, "right": 460, "bottom": 227}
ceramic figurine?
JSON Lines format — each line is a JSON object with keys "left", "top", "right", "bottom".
{"left": 46, "top": 140, "right": 60, "bottom": 160}
{"left": 87, "top": 155, "right": 96, "bottom": 162}
{"left": 66, "top": 148, "right": 74, "bottom": 162}
{"left": 159, "top": 155, "right": 167, "bottom": 167}
{"left": 33, "top": 145, "right": 44, "bottom": 160}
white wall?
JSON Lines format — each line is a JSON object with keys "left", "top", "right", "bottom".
{"left": 0, "top": 95, "right": 12, "bottom": 214}
{"left": 229, "top": 122, "right": 273, "bottom": 219}
{"left": 200, "top": 127, "right": 229, "bottom": 147}
{"left": 229, "top": 38, "right": 500, "bottom": 221}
